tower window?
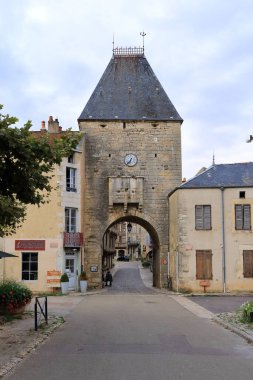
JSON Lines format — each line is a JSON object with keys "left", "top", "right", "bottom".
{"left": 123, "top": 122, "right": 126, "bottom": 129}
{"left": 239, "top": 191, "right": 245, "bottom": 199}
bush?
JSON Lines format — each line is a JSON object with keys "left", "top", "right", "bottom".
{"left": 142, "top": 261, "right": 151, "bottom": 268}
{"left": 240, "top": 301, "right": 253, "bottom": 322}
{"left": 60, "top": 273, "right": 69, "bottom": 282}
{"left": 0, "top": 280, "right": 32, "bottom": 313}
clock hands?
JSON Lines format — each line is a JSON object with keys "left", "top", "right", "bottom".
{"left": 127, "top": 157, "right": 133, "bottom": 165}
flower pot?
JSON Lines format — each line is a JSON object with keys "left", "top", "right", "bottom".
{"left": 60, "top": 281, "right": 69, "bottom": 294}
{"left": 80, "top": 280, "right": 88, "bottom": 293}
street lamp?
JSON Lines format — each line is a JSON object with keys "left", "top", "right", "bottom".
{"left": 127, "top": 222, "right": 132, "bottom": 233}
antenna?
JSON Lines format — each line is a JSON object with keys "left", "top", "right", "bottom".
{"left": 112, "top": 32, "right": 115, "bottom": 52}
{"left": 140, "top": 31, "right": 146, "bottom": 51}
{"left": 212, "top": 152, "right": 215, "bottom": 165}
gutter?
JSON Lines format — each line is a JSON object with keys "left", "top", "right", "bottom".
{"left": 220, "top": 187, "right": 226, "bottom": 293}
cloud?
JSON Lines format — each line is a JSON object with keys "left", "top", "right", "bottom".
{"left": 1, "top": 0, "right": 253, "bottom": 179}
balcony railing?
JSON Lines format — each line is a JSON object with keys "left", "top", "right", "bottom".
{"left": 63, "top": 232, "right": 83, "bottom": 247}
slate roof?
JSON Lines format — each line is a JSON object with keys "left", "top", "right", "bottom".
{"left": 179, "top": 163, "right": 253, "bottom": 189}
{"left": 78, "top": 53, "right": 182, "bottom": 122}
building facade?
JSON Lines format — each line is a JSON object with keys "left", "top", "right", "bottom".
{"left": 0, "top": 118, "right": 85, "bottom": 292}
{"left": 169, "top": 163, "right": 253, "bottom": 293}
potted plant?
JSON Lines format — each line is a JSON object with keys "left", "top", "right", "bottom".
{"left": 60, "top": 272, "right": 69, "bottom": 294}
{"left": 0, "top": 280, "right": 32, "bottom": 315}
{"left": 79, "top": 271, "right": 88, "bottom": 293}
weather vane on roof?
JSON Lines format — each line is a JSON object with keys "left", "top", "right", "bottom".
{"left": 140, "top": 31, "right": 146, "bottom": 51}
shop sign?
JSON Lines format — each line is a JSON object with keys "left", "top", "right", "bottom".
{"left": 15, "top": 240, "right": 45, "bottom": 251}
{"left": 47, "top": 270, "right": 61, "bottom": 287}
{"left": 90, "top": 266, "right": 98, "bottom": 272}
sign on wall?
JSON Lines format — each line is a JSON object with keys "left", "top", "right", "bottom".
{"left": 47, "top": 270, "right": 61, "bottom": 288}
{"left": 15, "top": 240, "right": 45, "bottom": 251}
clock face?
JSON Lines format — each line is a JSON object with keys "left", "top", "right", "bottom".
{"left": 124, "top": 153, "right": 138, "bottom": 167}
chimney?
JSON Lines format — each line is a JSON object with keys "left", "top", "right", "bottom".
{"left": 182, "top": 177, "right": 187, "bottom": 183}
{"left": 41, "top": 121, "right": 46, "bottom": 131}
{"left": 48, "top": 116, "right": 60, "bottom": 133}
{"left": 58, "top": 126, "right": 62, "bottom": 132}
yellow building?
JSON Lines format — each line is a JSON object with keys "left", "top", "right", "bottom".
{"left": 0, "top": 117, "right": 85, "bottom": 292}
{"left": 169, "top": 163, "right": 253, "bottom": 293}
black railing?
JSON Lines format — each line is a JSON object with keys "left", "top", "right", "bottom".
{"left": 34, "top": 296, "right": 48, "bottom": 331}
{"left": 113, "top": 47, "right": 144, "bottom": 56}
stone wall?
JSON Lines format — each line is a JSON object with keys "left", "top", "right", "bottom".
{"left": 79, "top": 120, "right": 182, "bottom": 288}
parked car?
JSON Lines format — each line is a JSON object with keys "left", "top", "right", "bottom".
{"left": 117, "top": 256, "right": 130, "bottom": 262}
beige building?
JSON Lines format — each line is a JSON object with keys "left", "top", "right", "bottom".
{"left": 169, "top": 163, "right": 253, "bottom": 293}
{"left": 0, "top": 117, "right": 85, "bottom": 292}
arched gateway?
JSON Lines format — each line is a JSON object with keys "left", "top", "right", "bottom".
{"left": 78, "top": 46, "right": 183, "bottom": 288}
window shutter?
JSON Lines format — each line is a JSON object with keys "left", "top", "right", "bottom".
{"left": 203, "top": 206, "right": 211, "bottom": 229}
{"left": 196, "top": 251, "right": 204, "bottom": 279}
{"left": 235, "top": 205, "right": 243, "bottom": 230}
{"left": 205, "top": 251, "right": 213, "bottom": 279}
{"left": 243, "top": 205, "right": 251, "bottom": 230}
{"left": 196, "top": 250, "right": 212, "bottom": 280}
{"left": 195, "top": 206, "right": 203, "bottom": 230}
{"left": 243, "top": 250, "right": 253, "bottom": 278}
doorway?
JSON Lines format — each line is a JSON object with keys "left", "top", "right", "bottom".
{"left": 65, "top": 253, "right": 77, "bottom": 290}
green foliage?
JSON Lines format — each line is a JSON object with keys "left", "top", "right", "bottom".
{"left": 0, "top": 104, "right": 82, "bottom": 236}
{"left": 0, "top": 280, "right": 32, "bottom": 313}
{"left": 79, "top": 271, "right": 87, "bottom": 281}
{"left": 60, "top": 273, "right": 69, "bottom": 282}
{"left": 240, "top": 301, "right": 253, "bottom": 322}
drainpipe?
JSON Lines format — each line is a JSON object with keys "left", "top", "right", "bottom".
{"left": 176, "top": 250, "right": 179, "bottom": 293}
{"left": 221, "top": 187, "right": 226, "bottom": 293}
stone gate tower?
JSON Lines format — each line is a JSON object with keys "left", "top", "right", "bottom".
{"left": 78, "top": 46, "right": 183, "bottom": 288}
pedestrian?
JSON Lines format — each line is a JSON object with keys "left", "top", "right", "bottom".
{"left": 105, "top": 269, "right": 113, "bottom": 287}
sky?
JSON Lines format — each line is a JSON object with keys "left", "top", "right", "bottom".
{"left": 1, "top": 0, "right": 253, "bottom": 180}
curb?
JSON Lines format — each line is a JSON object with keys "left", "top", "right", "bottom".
{"left": 213, "top": 316, "right": 253, "bottom": 345}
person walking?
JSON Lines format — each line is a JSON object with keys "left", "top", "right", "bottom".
{"left": 105, "top": 269, "right": 113, "bottom": 287}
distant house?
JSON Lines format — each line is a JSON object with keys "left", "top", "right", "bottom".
{"left": 169, "top": 163, "right": 253, "bottom": 293}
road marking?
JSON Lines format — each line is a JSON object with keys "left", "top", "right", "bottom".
{"left": 169, "top": 295, "right": 214, "bottom": 319}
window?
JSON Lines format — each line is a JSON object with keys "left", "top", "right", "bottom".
{"left": 22, "top": 252, "right": 38, "bottom": 280}
{"left": 66, "top": 167, "right": 77, "bottom": 192}
{"left": 65, "top": 208, "right": 77, "bottom": 232}
{"left": 196, "top": 250, "right": 212, "bottom": 280}
{"left": 243, "top": 250, "right": 253, "bottom": 278}
{"left": 235, "top": 204, "right": 251, "bottom": 230}
{"left": 239, "top": 191, "right": 245, "bottom": 199}
{"left": 68, "top": 154, "right": 74, "bottom": 163}
{"left": 195, "top": 205, "right": 211, "bottom": 230}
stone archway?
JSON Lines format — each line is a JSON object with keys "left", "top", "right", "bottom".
{"left": 103, "top": 216, "right": 161, "bottom": 287}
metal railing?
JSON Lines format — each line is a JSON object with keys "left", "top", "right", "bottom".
{"left": 113, "top": 47, "right": 144, "bottom": 56}
{"left": 34, "top": 296, "right": 48, "bottom": 331}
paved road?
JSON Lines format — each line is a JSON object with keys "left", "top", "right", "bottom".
{"left": 6, "top": 262, "right": 253, "bottom": 380}
{"left": 104, "top": 261, "right": 156, "bottom": 294}
{"left": 188, "top": 295, "right": 253, "bottom": 314}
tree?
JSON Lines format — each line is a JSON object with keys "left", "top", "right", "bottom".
{"left": 0, "top": 105, "right": 82, "bottom": 237}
